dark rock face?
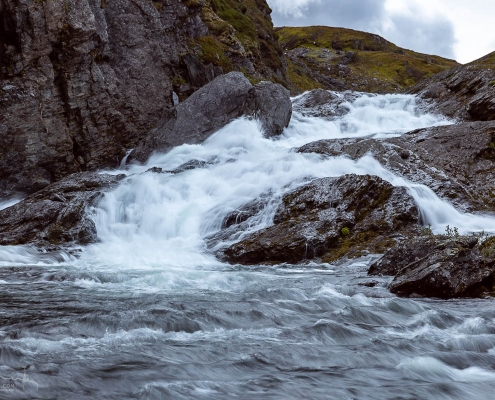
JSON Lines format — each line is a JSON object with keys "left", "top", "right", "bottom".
{"left": 0, "top": 0, "right": 204, "bottom": 196}
{"left": 292, "top": 89, "right": 358, "bottom": 118}
{"left": 222, "top": 174, "right": 419, "bottom": 265}
{"left": 0, "top": 0, "right": 288, "bottom": 197}
{"left": 298, "top": 121, "right": 495, "bottom": 212}
{"left": 409, "top": 64, "right": 495, "bottom": 121}
{"left": 130, "top": 72, "right": 292, "bottom": 163}
{"left": 369, "top": 235, "right": 495, "bottom": 299}
{"left": 0, "top": 172, "right": 124, "bottom": 247}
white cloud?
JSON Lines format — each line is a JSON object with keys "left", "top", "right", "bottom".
{"left": 269, "top": 0, "right": 321, "bottom": 18}
{"left": 268, "top": 0, "right": 495, "bottom": 63}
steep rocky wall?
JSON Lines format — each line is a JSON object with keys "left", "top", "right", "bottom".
{"left": 0, "top": 0, "right": 287, "bottom": 197}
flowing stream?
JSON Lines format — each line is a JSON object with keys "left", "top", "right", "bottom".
{"left": 1, "top": 93, "right": 495, "bottom": 399}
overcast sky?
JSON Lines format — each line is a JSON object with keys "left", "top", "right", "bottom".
{"left": 267, "top": 0, "right": 495, "bottom": 64}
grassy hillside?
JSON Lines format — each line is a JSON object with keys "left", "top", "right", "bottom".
{"left": 277, "top": 26, "right": 460, "bottom": 94}
{"left": 468, "top": 51, "right": 495, "bottom": 68}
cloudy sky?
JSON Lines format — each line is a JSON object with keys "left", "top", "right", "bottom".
{"left": 267, "top": 0, "right": 495, "bottom": 64}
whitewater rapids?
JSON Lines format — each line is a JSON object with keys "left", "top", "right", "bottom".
{"left": 0, "top": 92, "right": 494, "bottom": 399}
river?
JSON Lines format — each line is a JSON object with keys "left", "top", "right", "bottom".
{"left": 0, "top": 92, "right": 494, "bottom": 399}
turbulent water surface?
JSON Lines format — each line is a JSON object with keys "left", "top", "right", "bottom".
{"left": 1, "top": 93, "right": 495, "bottom": 399}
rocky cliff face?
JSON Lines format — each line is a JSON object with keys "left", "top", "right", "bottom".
{"left": 408, "top": 51, "right": 495, "bottom": 121}
{"left": 0, "top": 0, "right": 287, "bottom": 197}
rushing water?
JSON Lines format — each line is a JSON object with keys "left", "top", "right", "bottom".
{"left": 1, "top": 93, "right": 495, "bottom": 399}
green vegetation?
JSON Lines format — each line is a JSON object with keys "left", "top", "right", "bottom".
{"left": 490, "top": 81, "right": 495, "bottom": 87}
{"left": 341, "top": 227, "right": 350, "bottom": 236}
{"left": 185, "top": 0, "right": 286, "bottom": 86}
{"left": 277, "top": 26, "right": 459, "bottom": 94}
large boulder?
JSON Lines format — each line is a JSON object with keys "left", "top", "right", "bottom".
{"left": 129, "top": 72, "right": 292, "bottom": 163}
{"left": 222, "top": 174, "right": 419, "bottom": 265}
{"left": 0, "top": 172, "right": 124, "bottom": 248}
{"left": 369, "top": 235, "right": 495, "bottom": 299}
{"left": 297, "top": 121, "right": 495, "bottom": 212}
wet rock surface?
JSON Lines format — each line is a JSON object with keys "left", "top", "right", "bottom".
{"left": 0, "top": 172, "right": 124, "bottom": 247}
{"left": 130, "top": 72, "right": 292, "bottom": 162}
{"left": 298, "top": 121, "right": 495, "bottom": 212}
{"left": 369, "top": 235, "right": 495, "bottom": 299}
{"left": 292, "top": 89, "right": 358, "bottom": 119}
{"left": 409, "top": 61, "right": 495, "bottom": 122}
{"left": 222, "top": 174, "right": 419, "bottom": 265}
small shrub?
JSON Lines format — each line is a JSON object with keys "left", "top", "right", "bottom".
{"left": 341, "top": 227, "right": 350, "bottom": 236}
{"left": 421, "top": 224, "right": 433, "bottom": 237}
{"left": 445, "top": 225, "right": 459, "bottom": 238}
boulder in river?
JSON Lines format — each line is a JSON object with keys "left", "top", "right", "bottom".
{"left": 369, "top": 235, "right": 495, "bottom": 299}
{"left": 222, "top": 174, "right": 419, "bottom": 265}
{"left": 129, "top": 72, "right": 292, "bottom": 163}
{"left": 0, "top": 172, "right": 125, "bottom": 248}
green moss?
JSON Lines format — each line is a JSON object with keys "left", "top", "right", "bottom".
{"left": 153, "top": 2, "right": 163, "bottom": 11}
{"left": 193, "top": 36, "right": 233, "bottom": 71}
{"left": 490, "top": 81, "right": 495, "bottom": 87}
{"left": 341, "top": 227, "right": 350, "bottom": 236}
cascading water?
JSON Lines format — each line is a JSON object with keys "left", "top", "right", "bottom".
{"left": 1, "top": 92, "right": 495, "bottom": 400}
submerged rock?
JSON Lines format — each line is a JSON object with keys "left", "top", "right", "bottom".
{"left": 222, "top": 174, "right": 419, "bottom": 265}
{"left": 129, "top": 72, "right": 292, "bottom": 163}
{"left": 0, "top": 172, "right": 124, "bottom": 248}
{"left": 369, "top": 235, "right": 495, "bottom": 299}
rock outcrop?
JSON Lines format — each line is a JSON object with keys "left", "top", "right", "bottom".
{"left": 409, "top": 52, "right": 495, "bottom": 121}
{"left": 0, "top": 172, "right": 124, "bottom": 248}
{"left": 297, "top": 120, "right": 495, "bottom": 212}
{"left": 0, "top": 0, "right": 288, "bottom": 197}
{"left": 129, "top": 72, "right": 292, "bottom": 163}
{"left": 222, "top": 174, "right": 419, "bottom": 265}
{"left": 369, "top": 235, "right": 495, "bottom": 298}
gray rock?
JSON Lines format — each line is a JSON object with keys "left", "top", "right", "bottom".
{"left": 0, "top": 0, "right": 206, "bottom": 196}
{"left": 222, "top": 174, "right": 419, "bottom": 265}
{"left": 297, "top": 121, "right": 495, "bottom": 212}
{"left": 369, "top": 235, "right": 495, "bottom": 299}
{"left": 0, "top": 172, "right": 124, "bottom": 247}
{"left": 246, "top": 81, "right": 292, "bottom": 138}
{"left": 409, "top": 63, "right": 495, "bottom": 121}
{"left": 292, "top": 89, "right": 358, "bottom": 119}
{"left": 129, "top": 72, "right": 292, "bottom": 162}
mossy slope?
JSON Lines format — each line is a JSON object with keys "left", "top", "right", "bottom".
{"left": 277, "top": 26, "right": 459, "bottom": 94}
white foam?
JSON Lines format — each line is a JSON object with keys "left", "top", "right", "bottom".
{"left": 398, "top": 356, "right": 495, "bottom": 382}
